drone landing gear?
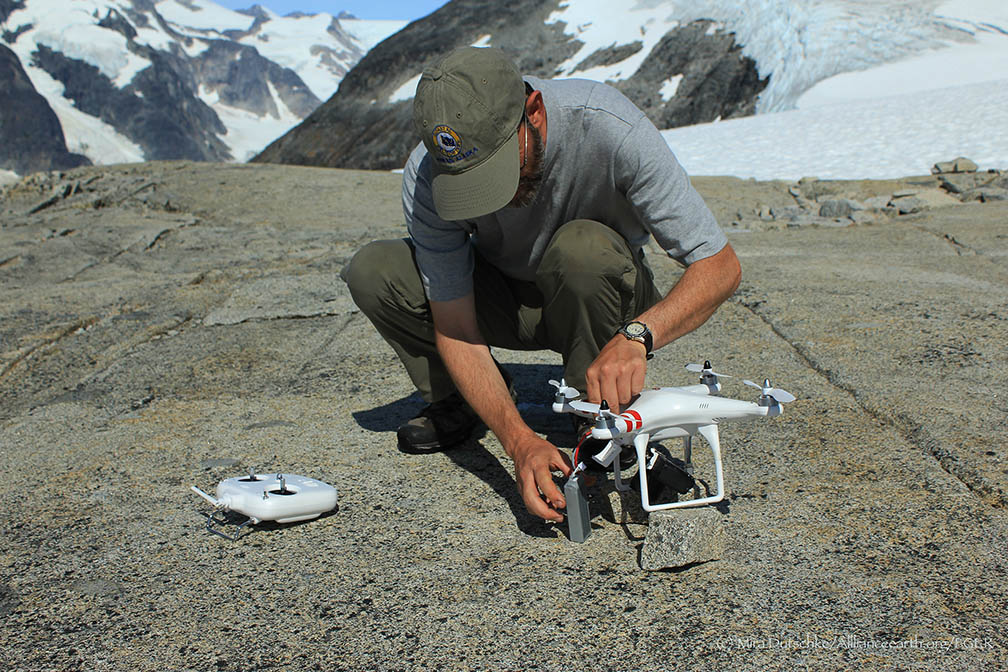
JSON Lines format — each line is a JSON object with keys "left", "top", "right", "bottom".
{"left": 634, "top": 427, "right": 725, "bottom": 511}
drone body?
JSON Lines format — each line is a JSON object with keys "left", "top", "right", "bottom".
{"left": 550, "top": 362, "right": 793, "bottom": 540}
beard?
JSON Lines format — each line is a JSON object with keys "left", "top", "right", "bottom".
{"left": 508, "top": 121, "right": 545, "bottom": 208}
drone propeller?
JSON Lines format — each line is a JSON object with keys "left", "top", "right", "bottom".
{"left": 744, "top": 378, "right": 796, "bottom": 404}
{"left": 568, "top": 399, "right": 601, "bottom": 415}
{"left": 685, "top": 360, "right": 732, "bottom": 378}
{"left": 548, "top": 378, "right": 579, "bottom": 399}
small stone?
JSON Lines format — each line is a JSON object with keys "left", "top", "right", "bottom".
{"left": 818, "top": 198, "right": 864, "bottom": 218}
{"left": 769, "top": 205, "right": 802, "bottom": 220}
{"left": 863, "top": 196, "right": 891, "bottom": 210}
{"left": 896, "top": 188, "right": 961, "bottom": 211}
{"left": 939, "top": 173, "right": 981, "bottom": 194}
{"left": 640, "top": 506, "right": 725, "bottom": 570}
{"left": 931, "top": 157, "right": 978, "bottom": 174}
{"left": 892, "top": 195, "right": 927, "bottom": 214}
{"left": 849, "top": 210, "right": 880, "bottom": 224}
{"left": 978, "top": 187, "right": 1008, "bottom": 202}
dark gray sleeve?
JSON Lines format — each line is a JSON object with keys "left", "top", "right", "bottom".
{"left": 402, "top": 144, "right": 475, "bottom": 301}
{"left": 615, "top": 115, "right": 727, "bottom": 265}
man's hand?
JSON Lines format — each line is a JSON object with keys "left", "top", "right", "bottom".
{"left": 507, "top": 433, "right": 573, "bottom": 523}
{"left": 585, "top": 335, "right": 648, "bottom": 412}
{"left": 583, "top": 244, "right": 742, "bottom": 412}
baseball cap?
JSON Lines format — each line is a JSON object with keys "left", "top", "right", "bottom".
{"left": 413, "top": 47, "right": 526, "bottom": 220}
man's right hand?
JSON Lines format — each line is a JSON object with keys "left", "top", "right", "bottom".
{"left": 428, "top": 293, "right": 574, "bottom": 524}
{"left": 506, "top": 432, "right": 573, "bottom": 523}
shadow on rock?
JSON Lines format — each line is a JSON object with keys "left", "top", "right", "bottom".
{"left": 349, "top": 362, "right": 567, "bottom": 436}
{"left": 349, "top": 361, "right": 571, "bottom": 537}
{"left": 351, "top": 392, "right": 425, "bottom": 432}
{"left": 443, "top": 438, "right": 561, "bottom": 540}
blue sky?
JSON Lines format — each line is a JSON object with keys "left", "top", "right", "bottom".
{"left": 214, "top": 0, "right": 448, "bottom": 21}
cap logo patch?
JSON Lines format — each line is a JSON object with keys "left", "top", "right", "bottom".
{"left": 433, "top": 125, "right": 462, "bottom": 158}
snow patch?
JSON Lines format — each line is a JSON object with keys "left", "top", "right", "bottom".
{"left": 112, "top": 51, "right": 152, "bottom": 88}
{"left": 389, "top": 73, "right": 422, "bottom": 104}
{"left": 663, "top": 77, "right": 1008, "bottom": 180}
{"left": 33, "top": 23, "right": 130, "bottom": 80}
{"left": 28, "top": 63, "right": 146, "bottom": 164}
{"left": 206, "top": 82, "right": 302, "bottom": 162}
{"left": 548, "top": 0, "right": 679, "bottom": 81}
{"left": 659, "top": 74, "right": 683, "bottom": 101}
{"left": 133, "top": 22, "right": 175, "bottom": 52}
{"left": 341, "top": 19, "right": 409, "bottom": 50}
{"left": 0, "top": 170, "right": 20, "bottom": 187}
{"left": 155, "top": 0, "right": 255, "bottom": 32}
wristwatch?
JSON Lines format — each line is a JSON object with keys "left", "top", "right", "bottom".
{"left": 617, "top": 321, "right": 653, "bottom": 358}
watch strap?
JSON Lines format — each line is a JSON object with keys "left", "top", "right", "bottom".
{"left": 617, "top": 321, "right": 653, "bottom": 356}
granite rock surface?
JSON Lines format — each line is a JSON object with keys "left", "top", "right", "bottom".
{"left": 1, "top": 162, "right": 1005, "bottom": 671}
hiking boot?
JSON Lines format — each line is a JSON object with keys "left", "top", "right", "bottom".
{"left": 397, "top": 392, "right": 481, "bottom": 453}
{"left": 397, "top": 368, "right": 517, "bottom": 453}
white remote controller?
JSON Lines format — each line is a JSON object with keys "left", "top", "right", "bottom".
{"left": 192, "top": 472, "right": 338, "bottom": 538}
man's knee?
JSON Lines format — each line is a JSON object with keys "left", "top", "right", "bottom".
{"left": 538, "top": 220, "right": 635, "bottom": 284}
{"left": 342, "top": 238, "right": 419, "bottom": 315}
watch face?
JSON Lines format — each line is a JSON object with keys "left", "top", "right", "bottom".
{"left": 624, "top": 322, "right": 647, "bottom": 337}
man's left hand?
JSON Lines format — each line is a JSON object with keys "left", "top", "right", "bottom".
{"left": 585, "top": 336, "right": 647, "bottom": 412}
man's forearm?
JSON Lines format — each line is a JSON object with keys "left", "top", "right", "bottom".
{"left": 585, "top": 243, "right": 740, "bottom": 410}
{"left": 638, "top": 243, "right": 741, "bottom": 350}
{"left": 434, "top": 334, "right": 535, "bottom": 455}
{"left": 429, "top": 294, "right": 571, "bottom": 522}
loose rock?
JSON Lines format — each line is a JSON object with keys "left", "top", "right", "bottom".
{"left": 932, "top": 157, "right": 978, "bottom": 174}
{"left": 891, "top": 195, "right": 927, "bottom": 214}
{"left": 818, "top": 198, "right": 864, "bottom": 218}
{"left": 640, "top": 507, "right": 726, "bottom": 570}
{"left": 975, "top": 187, "right": 1008, "bottom": 202}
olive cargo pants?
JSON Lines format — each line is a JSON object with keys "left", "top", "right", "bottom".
{"left": 341, "top": 220, "right": 662, "bottom": 402}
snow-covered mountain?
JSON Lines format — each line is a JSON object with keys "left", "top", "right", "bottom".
{"left": 0, "top": 0, "right": 404, "bottom": 173}
{"left": 4, "top": 0, "right": 1007, "bottom": 180}
{"left": 258, "top": 0, "right": 1008, "bottom": 173}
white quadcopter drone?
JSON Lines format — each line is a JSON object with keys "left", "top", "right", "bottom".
{"left": 551, "top": 361, "right": 794, "bottom": 542}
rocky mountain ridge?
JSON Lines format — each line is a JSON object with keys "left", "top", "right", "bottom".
{"left": 0, "top": 42, "right": 89, "bottom": 175}
{"left": 0, "top": 0, "right": 395, "bottom": 174}
{"left": 254, "top": 0, "right": 767, "bottom": 170}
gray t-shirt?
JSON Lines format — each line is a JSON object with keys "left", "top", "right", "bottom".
{"left": 402, "top": 75, "right": 726, "bottom": 302}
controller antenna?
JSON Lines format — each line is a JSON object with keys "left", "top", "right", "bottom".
{"left": 191, "top": 485, "right": 220, "bottom": 508}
